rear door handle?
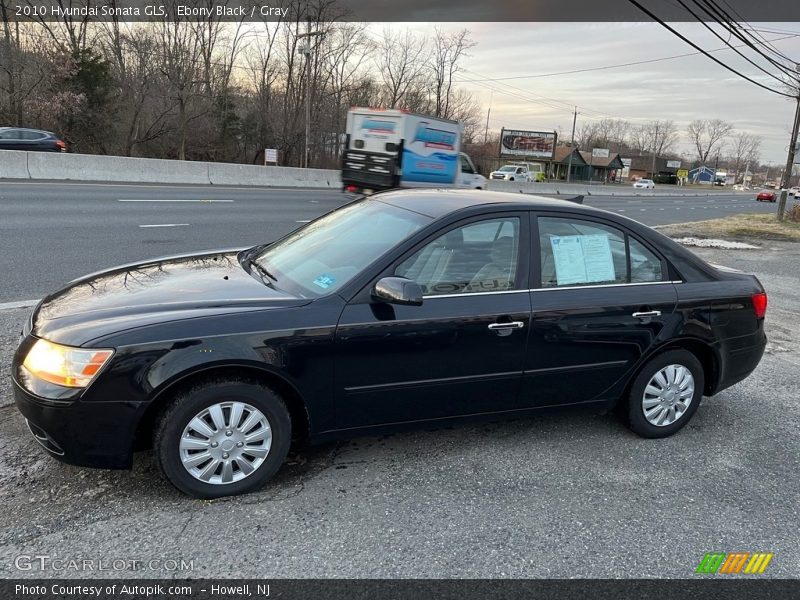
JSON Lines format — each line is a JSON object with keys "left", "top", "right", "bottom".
{"left": 488, "top": 321, "right": 525, "bottom": 330}
{"left": 632, "top": 310, "right": 661, "bottom": 318}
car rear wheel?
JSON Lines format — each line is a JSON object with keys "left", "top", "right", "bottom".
{"left": 625, "top": 349, "right": 704, "bottom": 438}
{"left": 154, "top": 378, "right": 291, "bottom": 498}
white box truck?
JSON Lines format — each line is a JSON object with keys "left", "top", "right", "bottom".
{"left": 341, "top": 108, "right": 486, "bottom": 193}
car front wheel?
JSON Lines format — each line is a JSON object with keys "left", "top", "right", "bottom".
{"left": 154, "top": 378, "right": 291, "bottom": 498}
{"left": 625, "top": 349, "right": 704, "bottom": 438}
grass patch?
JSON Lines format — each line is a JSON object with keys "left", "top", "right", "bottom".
{"left": 658, "top": 213, "right": 800, "bottom": 242}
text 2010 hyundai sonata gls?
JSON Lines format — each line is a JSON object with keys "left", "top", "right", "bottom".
{"left": 13, "top": 190, "right": 767, "bottom": 498}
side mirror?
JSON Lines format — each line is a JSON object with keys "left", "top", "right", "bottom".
{"left": 372, "top": 276, "right": 424, "bottom": 306}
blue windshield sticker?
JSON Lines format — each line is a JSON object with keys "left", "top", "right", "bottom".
{"left": 313, "top": 274, "right": 336, "bottom": 289}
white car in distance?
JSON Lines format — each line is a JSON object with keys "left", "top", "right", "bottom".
{"left": 490, "top": 165, "right": 531, "bottom": 182}
{"left": 633, "top": 179, "right": 655, "bottom": 189}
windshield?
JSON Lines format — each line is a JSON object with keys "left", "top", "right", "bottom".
{"left": 498, "top": 166, "right": 516, "bottom": 172}
{"left": 252, "top": 200, "right": 431, "bottom": 298}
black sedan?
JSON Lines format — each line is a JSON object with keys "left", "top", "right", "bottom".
{"left": 12, "top": 190, "right": 768, "bottom": 498}
{"left": 0, "top": 127, "right": 67, "bottom": 152}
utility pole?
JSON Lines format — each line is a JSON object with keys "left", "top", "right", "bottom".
{"left": 566, "top": 106, "right": 577, "bottom": 182}
{"left": 650, "top": 121, "right": 659, "bottom": 178}
{"left": 298, "top": 28, "right": 325, "bottom": 169}
{"left": 713, "top": 154, "right": 720, "bottom": 185}
{"left": 777, "top": 86, "right": 800, "bottom": 221}
{"left": 483, "top": 90, "right": 493, "bottom": 144}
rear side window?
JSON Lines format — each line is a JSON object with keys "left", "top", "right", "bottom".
{"left": 538, "top": 217, "right": 664, "bottom": 288}
{"left": 629, "top": 237, "right": 663, "bottom": 282}
{"left": 21, "top": 130, "right": 46, "bottom": 140}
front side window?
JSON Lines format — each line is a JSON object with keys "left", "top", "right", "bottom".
{"left": 539, "top": 217, "right": 664, "bottom": 288}
{"left": 254, "top": 200, "right": 431, "bottom": 298}
{"left": 396, "top": 217, "right": 520, "bottom": 296}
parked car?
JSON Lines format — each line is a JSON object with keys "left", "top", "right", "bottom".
{"left": 633, "top": 178, "right": 655, "bottom": 189}
{"left": 789, "top": 186, "right": 800, "bottom": 199}
{"left": 732, "top": 184, "right": 750, "bottom": 191}
{"left": 756, "top": 190, "right": 776, "bottom": 202}
{"left": 0, "top": 127, "right": 67, "bottom": 152}
{"left": 13, "top": 189, "right": 767, "bottom": 498}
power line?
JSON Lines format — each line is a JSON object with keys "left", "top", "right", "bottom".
{"left": 696, "top": 0, "right": 799, "bottom": 78}
{"left": 626, "top": 0, "right": 796, "bottom": 98}
{"left": 717, "top": 1, "right": 797, "bottom": 65}
{"left": 462, "top": 33, "right": 798, "bottom": 82}
{"left": 675, "top": 0, "right": 798, "bottom": 87}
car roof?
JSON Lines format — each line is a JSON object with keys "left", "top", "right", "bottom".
{"left": 0, "top": 126, "right": 56, "bottom": 136}
{"left": 371, "top": 188, "right": 607, "bottom": 219}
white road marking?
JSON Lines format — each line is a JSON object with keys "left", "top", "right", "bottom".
{"left": 0, "top": 181, "right": 337, "bottom": 192}
{"left": 139, "top": 223, "right": 190, "bottom": 228}
{"left": 296, "top": 220, "right": 311, "bottom": 223}
{"left": 119, "top": 199, "right": 233, "bottom": 203}
{"left": 0, "top": 299, "right": 39, "bottom": 311}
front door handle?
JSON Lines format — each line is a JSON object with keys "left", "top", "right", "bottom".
{"left": 488, "top": 321, "right": 525, "bottom": 330}
{"left": 632, "top": 310, "right": 661, "bottom": 319}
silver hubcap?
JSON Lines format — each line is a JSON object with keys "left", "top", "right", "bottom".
{"left": 179, "top": 402, "right": 272, "bottom": 485}
{"left": 642, "top": 364, "right": 694, "bottom": 427}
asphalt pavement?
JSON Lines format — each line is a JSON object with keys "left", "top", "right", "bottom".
{"left": 0, "top": 180, "right": 778, "bottom": 304}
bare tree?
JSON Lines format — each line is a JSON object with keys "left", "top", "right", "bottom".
{"left": 374, "top": 27, "right": 427, "bottom": 109}
{"left": 687, "top": 118, "right": 734, "bottom": 164}
{"left": 428, "top": 27, "right": 475, "bottom": 120}
{"left": 729, "top": 132, "right": 762, "bottom": 183}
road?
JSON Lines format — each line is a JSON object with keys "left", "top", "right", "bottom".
{"left": 0, "top": 241, "right": 797, "bottom": 578}
{"left": 0, "top": 180, "right": 778, "bottom": 304}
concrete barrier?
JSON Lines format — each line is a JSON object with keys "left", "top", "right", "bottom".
{"left": 207, "top": 163, "right": 340, "bottom": 188}
{"left": 0, "top": 150, "right": 30, "bottom": 179}
{"left": 26, "top": 152, "right": 211, "bottom": 184}
{"left": 486, "top": 179, "right": 727, "bottom": 197}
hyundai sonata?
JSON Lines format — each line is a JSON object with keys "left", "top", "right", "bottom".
{"left": 13, "top": 190, "right": 767, "bottom": 497}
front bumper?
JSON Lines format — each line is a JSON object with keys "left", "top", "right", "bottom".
{"left": 13, "top": 376, "right": 142, "bottom": 470}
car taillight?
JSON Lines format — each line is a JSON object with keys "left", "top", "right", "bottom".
{"left": 752, "top": 292, "right": 767, "bottom": 319}
{"left": 55, "top": 140, "right": 67, "bottom": 151}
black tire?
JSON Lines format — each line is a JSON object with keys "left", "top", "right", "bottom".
{"left": 625, "top": 349, "right": 704, "bottom": 438}
{"left": 154, "top": 378, "right": 291, "bottom": 498}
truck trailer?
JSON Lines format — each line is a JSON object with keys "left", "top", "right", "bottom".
{"left": 341, "top": 108, "right": 486, "bottom": 194}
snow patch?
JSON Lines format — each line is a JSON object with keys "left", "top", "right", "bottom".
{"left": 672, "top": 237, "right": 759, "bottom": 249}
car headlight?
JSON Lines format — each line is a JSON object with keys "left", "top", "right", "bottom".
{"left": 23, "top": 339, "right": 114, "bottom": 388}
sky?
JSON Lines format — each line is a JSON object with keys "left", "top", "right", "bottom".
{"left": 385, "top": 22, "right": 800, "bottom": 164}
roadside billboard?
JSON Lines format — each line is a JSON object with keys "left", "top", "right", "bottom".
{"left": 666, "top": 160, "right": 681, "bottom": 168}
{"left": 500, "top": 129, "right": 556, "bottom": 159}
{"left": 591, "top": 148, "right": 610, "bottom": 158}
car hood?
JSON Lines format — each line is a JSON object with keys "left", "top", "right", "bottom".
{"left": 31, "top": 249, "right": 310, "bottom": 346}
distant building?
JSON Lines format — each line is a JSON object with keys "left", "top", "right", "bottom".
{"left": 688, "top": 166, "right": 716, "bottom": 184}
{"left": 579, "top": 151, "right": 625, "bottom": 182}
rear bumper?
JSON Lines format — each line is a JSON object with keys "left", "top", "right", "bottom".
{"left": 13, "top": 378, "right": 141, "bottom": 470}
{"left": 712, "top": 333, "right": 767, "bottom": 395}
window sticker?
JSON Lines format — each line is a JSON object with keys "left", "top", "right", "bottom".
{"left": 550, "top": 234, "right": 615, "bottom": 285}
{"left": 313, "top": 274, "right": 336, "bottom": 289}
